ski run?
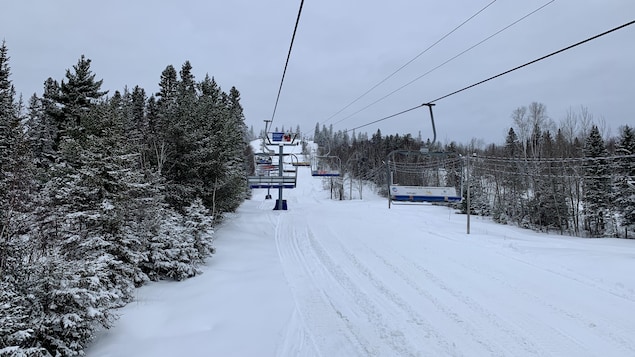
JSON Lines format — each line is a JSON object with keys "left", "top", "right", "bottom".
{"left": 89, "top": 148, "right": 635, "bottom": 357}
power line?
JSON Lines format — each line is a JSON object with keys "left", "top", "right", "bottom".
{"left": 472, "top": 154, "right": 635, "bottom": 180}
{"left": 344, "top": 19, "right": 635, "bottom": 133}
{"left": 323, "top": 0, "right": 497, "bottom": 125}
{"left": 478, "top": 153, "right": 635, "bottom": 164}
{"left": 333, "top": 0, "right": 554, "bottom": 128}
{"left": 269, "top": 0, "right": 305, "bottom": 126}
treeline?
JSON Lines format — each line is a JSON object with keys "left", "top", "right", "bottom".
{"left": 313, "top": 102, "right": 634, "bottom": 238}
{"left": 0, "top": 41, "right": 251, "bottom": 356}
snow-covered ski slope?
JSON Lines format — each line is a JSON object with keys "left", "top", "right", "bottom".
{"left": 89, "top": 145, "right": 635, "bottom": 357}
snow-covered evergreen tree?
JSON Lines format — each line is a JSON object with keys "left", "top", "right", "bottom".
{"left": 184, "top": 198, "right": 215, "bottom": 259}
{"left": 583, "top": 125, "right": 611, "bottom": 237}
{"left": 0, "top": 279, "right": 48, "bottom": 356}
{"left": 126, "top": 85, "right": 149, "bottom": 154}
{"left": 143, "top": 207, "right": 201, "bottom": 281}
{"left": 27, "top": 253, "right": 118, "bottom": 356}
{"left": 41, "top": 55, "right": 107, "bottom": 157}
{"left": 614, "top": 125, "right": 635, "bottom": 236}
{"left": 2, "top": 52, "right": 238, "bottom": 355}
{"left": 461, "top": 157, "right": 490, "bottom": 217}
{"left": 24, "top": 93, "right": 58, "bottom": 170}
{"left": 0, "top": 41, "right": 37, "bottom": 306}
{"left": 0, "top": 39, "right": 22, "bottom": 273}
{"left": 193, "top": 74, "right": 226, "bottom": 213}
{"left": 149, "top": 65, "right": 179, "bottom": 176}
{"left": 495, "top": 127, "right": 524, "bottom": 224}
{"left": 214, "top": 86, "right": 248, "bottom": 214}
{"left": 527, "top": 131, "right": 570, "bottom": 233}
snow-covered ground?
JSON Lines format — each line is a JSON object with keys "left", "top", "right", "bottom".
{"left": 88, "top": 147, "right": 635, "bottom": 357}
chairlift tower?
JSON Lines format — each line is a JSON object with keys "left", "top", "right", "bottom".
{"left": 247, "top": 122, "right": 299, "bottom": 210}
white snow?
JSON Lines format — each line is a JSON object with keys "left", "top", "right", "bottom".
{"left": 87, "top": 147, "right": 635, "bottom": 357}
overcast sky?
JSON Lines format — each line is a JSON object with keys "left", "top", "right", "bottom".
{"left": 2, "top": 0, "right": 634, "bottom": 145}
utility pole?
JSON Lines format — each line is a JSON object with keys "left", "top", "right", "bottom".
{"left": 466, "top": 153, "right": 475, "bottom": 234}
{"left": 466, "top": 153, "right": 471, "bottom": 234}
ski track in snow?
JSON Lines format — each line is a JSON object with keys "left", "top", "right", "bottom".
{"left": 338, "top": 239, "right": 524, "bottom": 356}
{"left": 426, "top": 228, "right": 635, "bottom": 304}
{"left": 275, "top": 212, "right": 368, "bottom": 356}
{"left": 444, "top": 247, "right": 635, "bottom": 356}
{"left": 273, "top": 192, "right": 635, "bottom": 356}
{"left": 423, "top": 229, "right": 635, "bottom": 356}
{"left": 307, "top": 216, "right": 550, "bottom": 356}
{"left": 274, "top": 209, "right": 485, "bottom": 356}
{"left": 276, "top": 210, "right": 463, "bottom": 356}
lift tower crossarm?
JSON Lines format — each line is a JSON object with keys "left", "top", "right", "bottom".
{"left": 421, "top": 103, "right": 436, "bottom": 152}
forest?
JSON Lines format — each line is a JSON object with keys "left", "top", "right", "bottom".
{"left": 311, "top": 102, "right": 634, "bottom": 239}
{"left": 1, "top": 35, "right": 634, "bottom": 356}
{"left": 0, "top": 41, "right": 252, "bottom": 356}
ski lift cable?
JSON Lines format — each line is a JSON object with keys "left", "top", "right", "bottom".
{"left": 427, "top": 19, "right": 635, "bottom": 104}
{"left": 343, "top": 19, "right": 635, "bottom": 134}
{"left": 343, "top": 104, "right": 425, "bottom": 134}
{"left": 323, "top": 0, "right": 497, "bottom": 124}
{"left": 332, "top": 0, "right": 554, "bottom": 128}
{"left": 269, "top": 0, "right": 305, "bottom": 127}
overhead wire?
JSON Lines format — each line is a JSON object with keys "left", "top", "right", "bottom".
{"left": 426, "top": 18, "right": 635, "bottom": 104}
{"left": 344, "top": 105, "right": 423, "bottom": 134}
{"left": 472, "top": 155, "right": 635, "bottom": 180}
{"left": 333, "top": 0, "right": 554, "bottom": 128}
{"left": 477, "top": 153, "right": 635, "bottom": 164}
{"left": 323, "top": 0, "right": 497, "bottom": 125}
{"left": 386, "top": 153, "right": 634, "bottom": 180}
{"left": 269, "top": 0, "right": 305, "bottom": 128}
{"left": 343, "top": 19, "right": 635, "bottom": 133}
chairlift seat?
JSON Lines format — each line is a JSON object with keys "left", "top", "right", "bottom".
{"left": 311, "top": 170, "right": 340, "bottom": 177}
{"left": 247, "top": 175, "right": 297, "bottom": 189}
{"left": 389, "top": 185, "right": 461, "bottom": 203}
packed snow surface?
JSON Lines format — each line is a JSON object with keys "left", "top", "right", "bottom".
{"left": 88, "top": 151, "right": 635, "bottom": 357}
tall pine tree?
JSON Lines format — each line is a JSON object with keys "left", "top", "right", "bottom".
{"left": 0, "top": 40, "right": 35, "bottom": 282}
{"left": 614, "top": 125, "right": 635, "bottom": 236}
{"left": 583, "top": 125, "right": 611, "bottom": 237}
